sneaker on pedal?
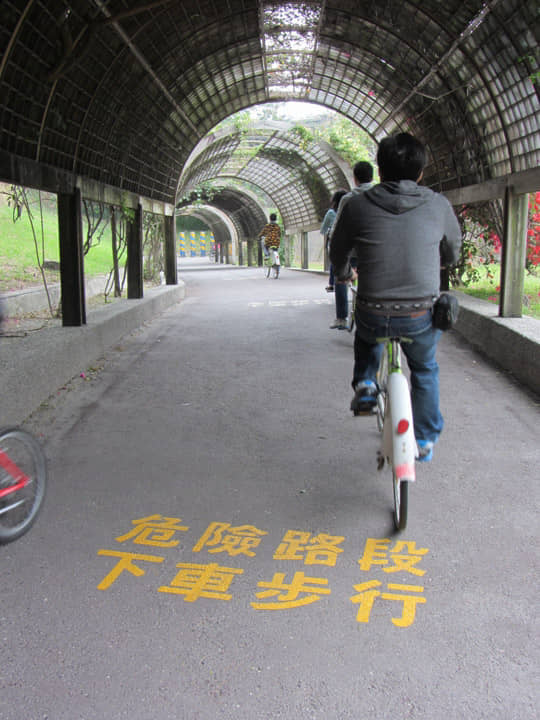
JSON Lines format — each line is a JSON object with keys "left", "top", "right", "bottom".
{"left": 350, "top": 380, "right": 377, "bottom": 414}
{"left": 416, "top": 440, "right": 434, "bottom": 462}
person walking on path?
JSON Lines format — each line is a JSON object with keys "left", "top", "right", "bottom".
{"left": 321, "top": 189, "right": 348, "bottom": 294}
{"left": 329, "top": 162, "right": 374, "bottom": 329}
{"left": 330, "top": 133, "right": 461, "bottom": 461}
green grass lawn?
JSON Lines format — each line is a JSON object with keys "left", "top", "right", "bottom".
{"left": 0, "top": 192, "right": 114, "bottom": 293}
{"left": 457, "top": 264, "right": 540, "bottom": 318}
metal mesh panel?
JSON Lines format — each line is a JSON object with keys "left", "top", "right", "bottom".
{"left": 178, "top": 126, "right": 351, "bottom": 229}
{"left": 0, "top": 0, "right": 537, "bottom": 212}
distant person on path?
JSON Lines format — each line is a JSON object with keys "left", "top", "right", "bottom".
{"left": 330, "top": 133, "right": 461, "bottom": 461}
{"left": 329, "top": 162, "right": 374, "bottom": 329}
{"left": 320, "top": 189, "right": 348, "bottom": 293}
{"left": 258, "top": 213, "right": 281, "bottom": 255}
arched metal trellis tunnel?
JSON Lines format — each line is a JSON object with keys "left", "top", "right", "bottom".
{"left": 176, "top": 121, "right": 353, "bottom": 264}
{"left": 0, "top": 0, "right": 538, "bottom": 325}
{"left": 178, "top": 122, "right": 353, "bottom": 230}
{"left": 177, "top": 187, "right": 269, "bottom": 266}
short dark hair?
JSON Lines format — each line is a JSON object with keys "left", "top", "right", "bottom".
{"left": 376, "top": 133, "right": 426, "bottom": 182}
{"left": 269, "top": 213, "right": 277, "bottom": 222}
{"left": 353, "top": 161, "right": 373, "bottom": 184}
{"left": 331, "top": 189, "right": 348, "bottom": 211}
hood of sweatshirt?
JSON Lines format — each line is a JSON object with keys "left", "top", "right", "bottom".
{"left": 365, "top": 180, "right": 433, "bottom": 215}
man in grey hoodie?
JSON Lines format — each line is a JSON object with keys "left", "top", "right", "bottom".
{"left": 330, "top": 133, "right": 461, "bottom": 461}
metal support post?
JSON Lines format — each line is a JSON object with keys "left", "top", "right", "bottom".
{"left": 127, "top": 203, "right": 144, "bottom": 299}
{"left": 302, "top": 232, "right": 309, "bottom": 269}
{"left": 500, "top": 187, "right": 528, "bottom": 317}
{"left": 58, "top": 187, "right": 86, "bottom": 326}
{"left": 238, "top": 240, "right": 244, "bottom": 266}
{"left": 164, "top": 214, "right": 177, "bottom": 284}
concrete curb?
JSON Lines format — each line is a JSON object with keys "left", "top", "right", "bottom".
{"left": 0, "top": 283, "right": 185, "bottom": 426}
{"left": 452, "top": 290, "right": 540, "bottom": 396}
{"left": 0, "top": 274, "right": 110, "bottom": 316}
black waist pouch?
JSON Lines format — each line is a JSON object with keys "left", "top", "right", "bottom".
{"left": 432, "top": 293, "right": 459, "bottom": 331}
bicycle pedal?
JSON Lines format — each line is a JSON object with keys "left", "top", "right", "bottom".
{"left": 376, "top": 452, "right": 385, "bottom": 471}
{"left": 352, "top": 405, "right": 377, "bottom": 416}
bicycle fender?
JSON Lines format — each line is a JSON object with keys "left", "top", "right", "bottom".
{"left": 387, "top": 374, "right": 417, "bottom": 483}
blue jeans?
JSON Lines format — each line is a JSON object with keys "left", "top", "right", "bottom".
{"left": 335, "top": 282, "right": 348, "bottom": 319}
{"left": 353, "top": 309, "right": 443, "bottom": 444}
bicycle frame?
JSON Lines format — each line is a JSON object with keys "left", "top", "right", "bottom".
{"left": 379, "top": 339, "right": 417, "bottom": 484}
{"left": 0, "top": 449, "right": 30, "bottom": 498}
{"left": 265, "top": 248, "right": 280, "bottom": 265}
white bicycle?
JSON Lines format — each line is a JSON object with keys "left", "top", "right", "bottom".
{"left": 264, "top": 247, "right": 280, "bottom": 279}
{"left": 375, "top": 337, "right": 417, "bottom": 530}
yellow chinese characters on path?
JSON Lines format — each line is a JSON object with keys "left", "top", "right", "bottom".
{"left": 273, "top": 530, "right": 344, "bottom": 566}
{"left": 350, "top": 538, "right": 430, "bottom": 627}
{"left": 350, "top": 580, "right": 426, "bottom": 627}
{"left": 251, "top": 571, "right": 331, "bottom": 610}
{"left": 158, "top": 563, "right": 244, "bottom": 602}
{"left": 97, "top": 550, "right": 164, "bottom": 591}
{"left": 96, "top": 516, "right": 431, "bottom": 629}
{"left": 358, "top": 538, "right": 428, "bottom": 575}
{"left": 192, "top": 522, "right": 267, "bottom": 557}
{"left": 115, "top": 515, "right": 189, "bottom": 547}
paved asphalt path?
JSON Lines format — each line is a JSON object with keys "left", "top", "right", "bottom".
{"left": 2, "top": 261, "right": 538, "bottom": 719}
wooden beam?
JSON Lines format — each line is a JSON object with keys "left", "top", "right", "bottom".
{"left": 443, "top": 167, "right": 540, "bottom": 205}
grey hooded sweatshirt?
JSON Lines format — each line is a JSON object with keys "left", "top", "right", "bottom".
{"left": 329, "top": 180, "right": 462, "bottom": 301}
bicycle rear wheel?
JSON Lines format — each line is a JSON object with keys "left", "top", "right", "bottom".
{"left": 376, "top": 349, "right": 388, "bottom": 433}
{"left": 393, "top": 474, "right": 408, "bottom": 531}
{"left": 0, "top": 428, "right": 47, "bottom": 544}
{"left": 265, "top": 262, "right": 271, "bottom": 278}
{"left": 347, "top": 286, "right": 356, "bottom": 332}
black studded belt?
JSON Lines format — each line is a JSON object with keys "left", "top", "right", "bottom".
{"left": 356, "top": 297, "right": 436, "bottom": 316}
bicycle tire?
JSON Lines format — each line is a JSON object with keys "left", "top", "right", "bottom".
{"left": 0, "top": 428, "right": 47, "bottom": 544}
{"left": 393, "top": 475, "right": 408, "bottom": 531}
{"left": 265, "top": 263, "right": 271, "bottom": 278}
{"left": 347, "top": 286, "right": 356, "bottom": 332}
{"left": 376, "top": 349, "right": 388, "bottom": 433}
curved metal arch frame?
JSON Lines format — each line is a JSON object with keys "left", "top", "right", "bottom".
{"left": 177, "top": 122, "right": 353, "bottom": 231}
{"left": 177, "top": 185, "right": 268, "bottom": 242}
{"left": 178, "top": 205, "right": 237, "bottom": 258}
{"left": 0, "top": 0, "right": 537, "bottom": 206}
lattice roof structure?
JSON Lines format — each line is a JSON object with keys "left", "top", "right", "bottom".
{"left": 177, "top": 185, "right": 269, "bottom": 241}
{"left": 1, "top": 0, "right": 538, "bottom": 230}
{"left": 178, "top": 123, "right": 352, "bottom": 231}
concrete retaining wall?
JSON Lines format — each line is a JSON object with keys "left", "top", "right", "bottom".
{"left": 0, "top": 283, "right": 185, "bottom": 426}
{"left": 452, "top": 291, "right": 540, "bottom": 396}
{"left": 1, "top": 274, "right": 110, "bottom": 316}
